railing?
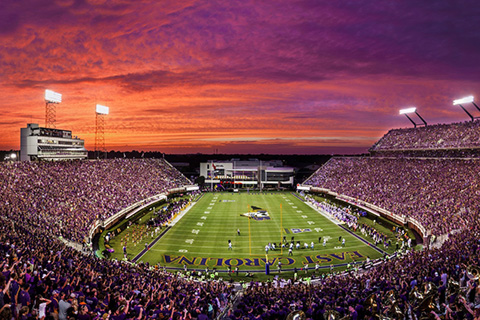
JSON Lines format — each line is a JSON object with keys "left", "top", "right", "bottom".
{"left": 298, "top": 185, "right": 428, "bottom": 239}
{"left": 88, "top": 185, "right": 199, "bottom": 245}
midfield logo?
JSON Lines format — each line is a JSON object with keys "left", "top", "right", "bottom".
{"left": 241, "top": 205, "right": 271, "bottom": 220}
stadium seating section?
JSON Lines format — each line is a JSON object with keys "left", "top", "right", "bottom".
{"left": 304, "top": 157, "right": 479, "bottom": 236}
{"left": 370, "top": 119, "right": 480, "bottom": 153}
{"left": 1, "top": 121, "right": 480, "bottom": 319}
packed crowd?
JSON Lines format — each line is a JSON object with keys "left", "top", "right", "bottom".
{"left": 0, "top": 215, "right": 233, "bottom": 320}
{"left": 1, "top": 147, "right": 479, "bottom": 319}
{"left": 2, "top": 200, "right": 479, "bottom": 320}
{"left": 0, "top": 159, "right": 190, "bottom": 243}
{"left": 232, "top": 214, "right": 480, "bottom": 320}
{"left": 370, "top": 148, "right": 480, "bottom": 158}
{"left": 304, "top": 157, "right": 480, "bottom": 236}
{"left": 370, "top": 120, "right": 480, "bottom": 152}
{"left": 0, "top": 160, "right": 235, "bottom": 320}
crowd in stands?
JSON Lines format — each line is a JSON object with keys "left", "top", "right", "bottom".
{"left": 232, "top": 215, "right": 480, "bottom": 320}
{"left": 0, "top": 159, "right": 235, "bottom": 320}
{"left": 304, "top": 157, "right": 480, "bottom": 236}
{"left": 370, "top": 120, "right": 480, "bottom": 152}
{"left": 0, "top": 215, "right": 233, "bottom": 320}
{"left": 370, "top": 148, "right": 480, "bottom": 158}
{"left": 0, "top": 159, "right": 190, "bottom": 243}
{"left": 1, "top": 136, "right": 480, "bottom": 320}
{"left": 2, "top": 190, "right": 479, "bottom": 320}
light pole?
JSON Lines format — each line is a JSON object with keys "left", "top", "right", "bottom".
{"left": 453, "top": 96, "right": 479, "bottom": 121}
{"left": 44, "top": 90, "right": 62, "bottom": 129}
{"left": 399, "top": 107, "right": 427, "bottom": 128}
{"left": 95, "top": 104, "right": 109, "bottom": 159}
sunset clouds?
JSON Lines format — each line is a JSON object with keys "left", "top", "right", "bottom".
{"left": 1, "top": 0, "right": 480, "bottom": 153}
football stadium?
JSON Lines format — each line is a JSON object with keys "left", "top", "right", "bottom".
{"left": 2, "top": 2, "right": 480, "bottom": 320}
{"left": 2, "top": 116, "right": 480, "bottom": 320}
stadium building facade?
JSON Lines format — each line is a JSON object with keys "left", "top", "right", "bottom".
{"left": 199, "top": 159, "right": 295, "bottom": 190}
{"left": 20, "top": 123, "right": 87, "bottom": 161}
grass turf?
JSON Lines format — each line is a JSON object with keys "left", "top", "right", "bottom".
{"left": 107, "top": 192, "right": 388, "bottom": 279}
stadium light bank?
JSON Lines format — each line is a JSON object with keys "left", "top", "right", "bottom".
{"left": 95, "top": 104, "right": 109, "bottom": 159}
{"left": 453, "top": 96, "right": 480, "bottom": 121}
{"left": 96, "top": 104, "right": 109, "bottom": 115}
{"left": 399, "top": 107, "right": 427, "bottom": 128}
{"left": 44, "top": 90, "right": 62, "bottom": 128}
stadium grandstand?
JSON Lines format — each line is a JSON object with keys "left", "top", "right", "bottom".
{"left": 1, "top": 120, "right": 480, "bottom": 320}
{"left": 369, "top": 119, "right": 480, "bottom": 157}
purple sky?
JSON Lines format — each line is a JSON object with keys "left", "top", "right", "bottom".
{"left": 1, "top": 0, "right": 480, "bottom": 154}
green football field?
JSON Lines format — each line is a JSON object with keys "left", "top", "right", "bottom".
{"left": 125, "top": 192, "right": 384, "bottom": 272}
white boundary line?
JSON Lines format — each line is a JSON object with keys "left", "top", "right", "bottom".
{"left": 304, "top": 200, "right": 343, "bottom": 225}
{"left": 167, "top": 200, "right": 197, "bottom": 226}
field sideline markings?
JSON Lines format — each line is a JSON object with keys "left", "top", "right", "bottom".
{"left": 301, "top": 199, "right": 385, "bottom": 253}
{"left": 131, "top": 226, "right": 171, "bottom": 263}
{"left": 149, "top": 239, "right": 369, "bottom": 249}
{"left": 337, "top": 223, "right": 386, "bottom": 255}
{"left": 148, "top": 243, "right": 371, "bottom": 253}
{"left": 152, "top": 191, "right": 380, "bottom": 255}
{"left": 168, "top": 200, "right": 196, "bottom": 226}
{"left": 305, "top": 201, "right": 342, "bottom": 225}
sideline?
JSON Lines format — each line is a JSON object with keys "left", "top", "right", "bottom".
{"left": 131, "top": 226, "right": 171, "bottom": 263}
{"left": 304, "top": 200, "right": 343, "bottom": 225}
{"left": 337, "top": 224, "right": 386, "bottom": 255}
{"left": 168, "top": 200, "right": 196, "bottom": 226}
{"left": 132, "top": 195, "right": 202, "bottom": 262}
{"left": 133, "top": 193, "right": 388, "bottom": 272}
{"left": 290, "top": 192, "right": 305, "bottom": 201}
{"left": 304, "top": 197, "right": 386, "bottom": 255}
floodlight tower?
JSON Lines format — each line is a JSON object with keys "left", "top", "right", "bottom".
{"left": 44, "top": 90, "right": 62, "bottom": 128}
{"left": 95, "top": 104, "right": 109, "bottom": 159}
{"left": 399, "top": 107, "right": 427, "bottom": 128}
{"left": 453, "top": 96, "right": 480, "bottom": 121}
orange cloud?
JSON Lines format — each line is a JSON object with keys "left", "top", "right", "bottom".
{"left": 1, "top": 0, "right": 479, "bottom": 153}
